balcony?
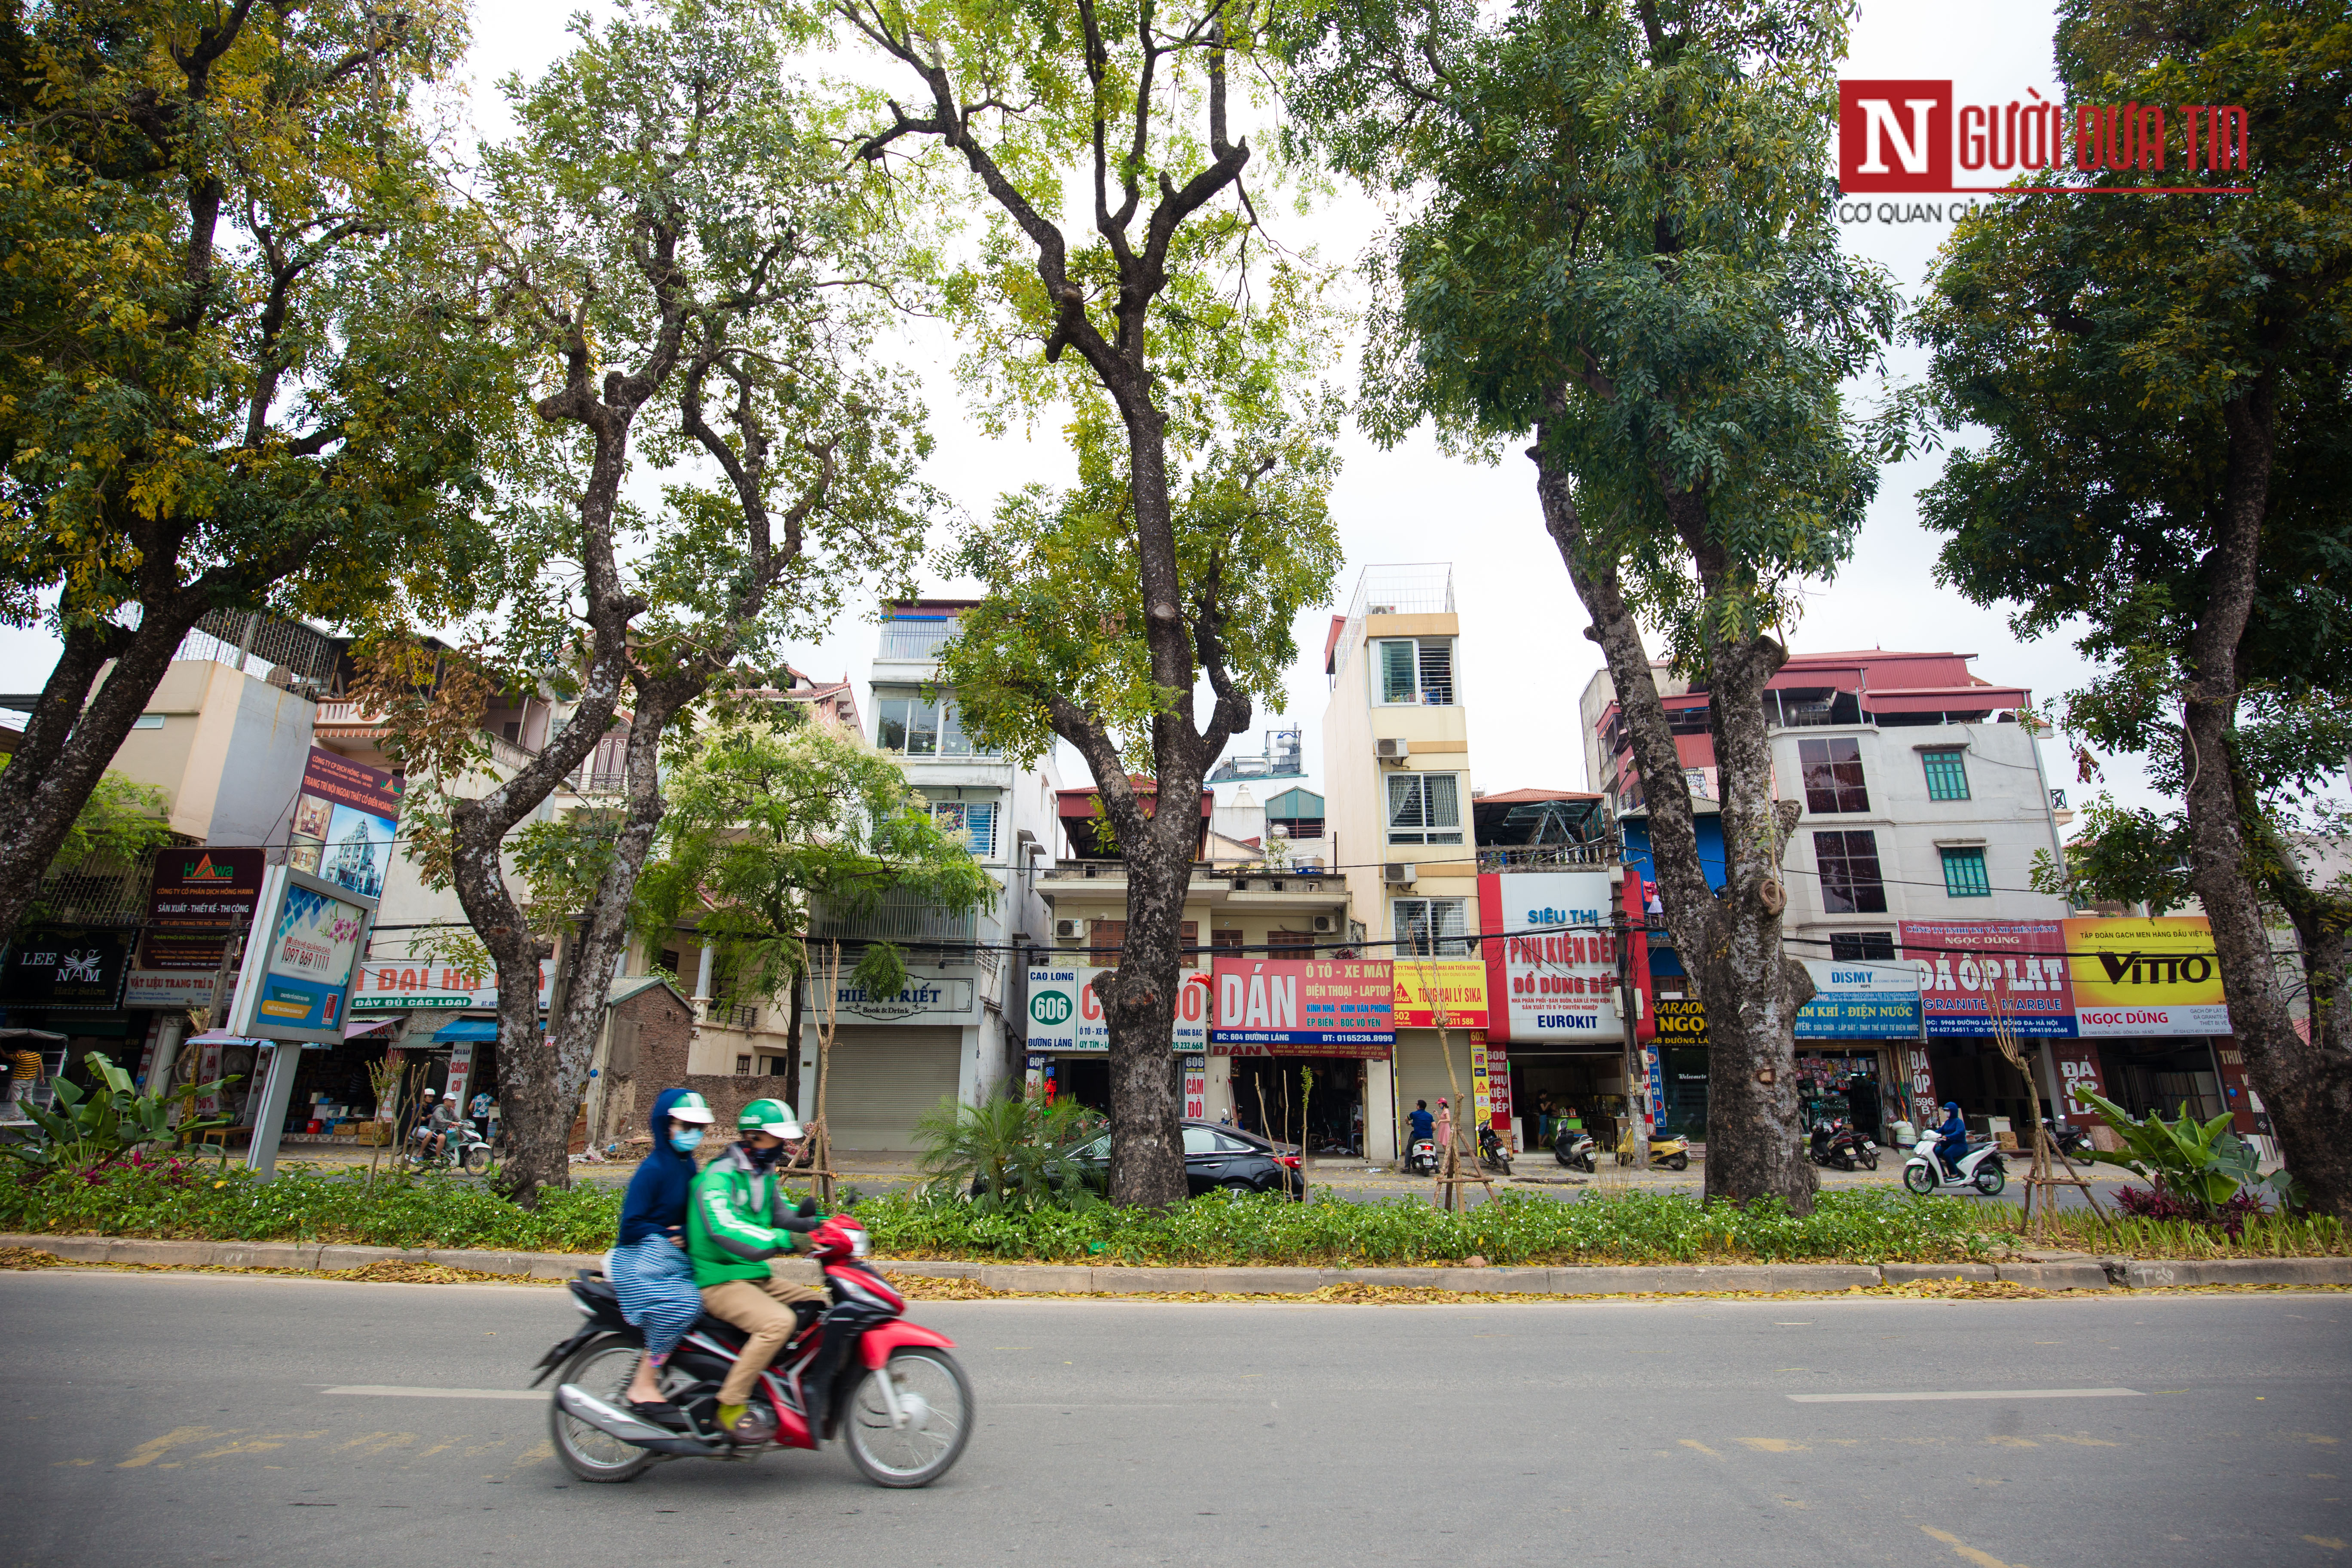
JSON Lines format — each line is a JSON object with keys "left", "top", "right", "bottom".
{"left": 877, "top": 622, "right": 957, "bottom": 662}
{"left": 808, "top": 889, "right": 979, "bottom": 949}
{"left": 1476, "top": 840, "right": 1627, "bottom": 873}
{"left": 702, "top": 1000, "right": 760, "bottom": 1031}
{"left": 172, "top": 609, "right": 341, "bottom": 700}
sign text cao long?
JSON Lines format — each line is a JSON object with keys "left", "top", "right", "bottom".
{"left": 1839, "top": 80, "right": 2252, "bottom": 196}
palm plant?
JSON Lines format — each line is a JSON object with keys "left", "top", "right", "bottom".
{"left": 913, "top": 1091, "right": 1108, "bottom": 1215}
{"left": 2070, "top": 1086, "right": 2300, "bottom": 1219}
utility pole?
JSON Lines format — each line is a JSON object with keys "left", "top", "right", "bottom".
{"left": 1614, "top": 902, "right": 1648, "bottom": 1171}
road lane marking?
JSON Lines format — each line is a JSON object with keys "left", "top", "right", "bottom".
{"left": 322, "top": 1386, "right": 543, "bottom": 1401}
{"left": 1920, "top": 1525, "right": 2024, "bottom": 1567}
{"left": 119, "top": 1427, "right": 225, "bottom": 1468}
{"left": 1678, "top": 1440, "right": 1721, "bottom": 1457}
{"left": 1790, "top": 1388, "right": 2142, "bottom": 1403}
{"left": 1736, "top": 1438, "right": 1808, "bottom": 1452}
{"left": 2303, "top": 1539, "right": 2343, "bottom": 1553}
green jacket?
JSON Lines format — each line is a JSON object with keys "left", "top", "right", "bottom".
{"left": 687, "top": 1145, "right": 806, "bottom": 1287}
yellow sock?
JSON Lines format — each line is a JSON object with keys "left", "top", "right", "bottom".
{"left": 718, "top": 1402, "right": 746, "bottom": 1429}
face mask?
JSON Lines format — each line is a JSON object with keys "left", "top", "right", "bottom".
{"left": 669, "top": 1127, "right": 704, "bottom": 1153}
{"left": 743, "top": 1142, "right": 781, "bottom": 1171}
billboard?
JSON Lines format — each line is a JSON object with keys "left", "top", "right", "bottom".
{"left": 1478, "top": 870, "right": 1623, "bottom": 1044}
{"left": 349, "top": 957, "right": 551, "bottom": 1012}
{"left": 1899, "top": 919, "right": 2076, "bottom": 1038}
{"left": 1026, "top": 965, "right": 1209, "bottom": 1052}
{"left": 1393, "top": 958, "right": 1489, "bottom": 1030}
{"left": 1794, "top": 959, "right": 1923, "bottom": 1040}
{"left": 286, "top": 747, "right": 401, "bottom": 900}
{"left": 227, "top": 864, "right": 375, "bottom": 1043}
{"left": 2063, "top": 916, "right": 2229, "bottom": 1037}
{"left": 138, "top": 846, "right": 265, "bottom": 972}
{"left": 1210, "top": 957, "right": 1395, "bottom": 1051}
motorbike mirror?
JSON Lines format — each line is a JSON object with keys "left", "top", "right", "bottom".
{"left": 797, "top": 1195, "right": 818, "bottom": 1219}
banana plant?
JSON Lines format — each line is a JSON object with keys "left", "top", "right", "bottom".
{"left": 3, "top": 1051, "right": 240, "bottom": 1169}
{"left": 2068, "top": 1085, "right": 2298, "bottom": 1217}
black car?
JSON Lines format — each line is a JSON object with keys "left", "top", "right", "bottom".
{"left": 977, "top": 1119, "right": 1303, "bottom": 1200}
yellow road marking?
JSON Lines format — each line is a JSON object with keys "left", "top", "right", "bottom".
{"left": 1678, "top": 1440, "right": 1721, "bottom": 1457}
{"left": 1920, "top": 1525, "right": 2028, "bottom": 1567}
{"left": 1984, "top": 1436, "right": 2040, "bottom": 1448}
{"left": 511, "top": 1440, "right": 555, "bottom": 1468}
{"left": 2293, "top": 1433, "right": 2341, "bottom": 1446}
{"left": 119, "top": 1427, "right": 224, "bottom": 1468}
{"left": 2304, "top": 1538, "right": 2344, "bottom": 1552}
{"left": 2042, "top": 1434, "right": 2119, "bottom": 1447}
{"left": 1736, "top": 1438, "right": 1808, "bottom": 1452}
{"left": 335, "top": 1432, "right": 415, "bottom": 1456}
{"left": 412, "top": 1436, "right": 466, "bottom": 1461}
{"left": 54, "top": 1459, "right": 92, "bottom": 1467}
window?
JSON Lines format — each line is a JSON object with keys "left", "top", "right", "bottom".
{"left": 1266, "top": 930, "right": 1317, "bottom": 957}
{"left": 1087, "top": 921, "right": 1197, "bottom": 962}
{"left": 925, "top": 798, "right": 996, "bottom": 858}
{"left": 1940, "top": 846, "right": 1991, "bottom": 898}
{"left": 1211, "top": 929, "right": 1243, "bottom": 952}
{"left": 1799, "top": 738, "right": 1870, "bottom": 813}
{"left": 1387, "top": 772, "right": 1464, "bottom": 844}
{"left": 1829, "top": 931, "right": 1896, "bottom": 962}
{"left": 874, "top": 689, "right": 995, "bottom": 756}
{"left": 1393, "top": 897, "right": 1471, "bottom": 957}
{"left": 1182, "top": 1127, "right": 1222, "bottom": 1155}
{"left": 1814, "top": 830, "right": 1888, "bottom": 914}
{"left": 1922, "top": 748, "right": 1970, "bottom": 801}
{"left": 734, "top": 1055, "right": 753, "bottom": 1076}
{"left": 1375, "top": 637, "right": 1455, "bottom": 705}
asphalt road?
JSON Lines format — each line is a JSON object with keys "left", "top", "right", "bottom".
{"left": 5, "top": 1270, "right": 2345, "bottom": 1567}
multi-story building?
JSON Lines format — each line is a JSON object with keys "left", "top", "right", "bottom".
{"left": 779, "top": 600, "right": 1061, "bottom": 1151}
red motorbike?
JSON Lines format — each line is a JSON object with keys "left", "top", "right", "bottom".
{"left": 534, "top": 1209, "right": 972, "bottom": 1487}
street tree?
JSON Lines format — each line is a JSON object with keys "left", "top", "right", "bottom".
{"left": 634, "top": 716, "right": 998, "bottom": 1113}
{"left": 0, "top": 0, "right": 501, "bottom": 942}
{"left": 1912, "top": 0, "right": 2352, "bottom": 1217}
{"left": 1288, "top": 0, "right": 1893, "bottom": 1211}
{"left": 838, "top": 0, "right": 1345, "bottom": 1205}
{"left": 368, "top": 0, "right": 935, "bottom": 1204}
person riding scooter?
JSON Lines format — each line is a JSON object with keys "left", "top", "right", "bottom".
{"left": 689, "top": 1099, "right": 837, "bottom": 1442}
{"left": 413, "top": 1088, "right": 457, "bottom": 1160}
{"left": 1932, "top": 1101, "right": 1969, "bottom": 1180}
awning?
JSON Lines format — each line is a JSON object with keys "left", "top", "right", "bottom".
{"left": 344, "top": 1017, "right": 400, "bottom": 1041}
{"left": 431, "top": 1018, "right": 500, "bottom": 1044}
{"left": 185, "top": 1029, "right": 266, "bottom": 1047}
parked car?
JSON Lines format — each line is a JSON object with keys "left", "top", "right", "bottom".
{"left": 980, "top": 1119, "right": 1304, "bottom": 1200}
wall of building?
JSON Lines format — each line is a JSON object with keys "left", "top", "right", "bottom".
{"left": 109, "top": 659, "right": 314, "bottom": 845}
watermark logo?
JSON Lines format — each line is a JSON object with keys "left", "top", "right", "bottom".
{"left": 1838, "top": 80, "right": 2251, "bottom": 197}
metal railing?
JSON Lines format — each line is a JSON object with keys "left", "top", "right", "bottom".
{"left": 704, "top": 1000, "right": 760, "bottom": 1031}
{"left": 807, "top": 890, "right": 979, "bottom": 947}
{"left": 174, "top": 609, "right": 342, "bottom": 699}
{"left": 27, "top": 848, "right": 163, "bottom": 929}
{"left": 1477, "top": 839, "right": 1626, "bottom": 872}
{"left": 1336, "top": 564, "right": 1455, "bottom": 683}
{"left": 877, "top": 622, "right": 957, "bottom": 662}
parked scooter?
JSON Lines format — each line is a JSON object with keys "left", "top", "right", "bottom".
{"left": 1614, "top": 1127, "right": 1691, "bottom": 1171}
{"left": 2042, "top": 1118, "right": 2095, "bottom": 1161}
{"left": 1404, "top": 1136, "right": 1439, "bottom": 1176}
{"left": 1808, "top": 1118, "right": 1880, "bottom": 1172}
{"left": 1477, "top": 1125, "right": 1513, "bottom": 1177}
{"left": 1553, "top": 1127, "right": 1597, "bottom": 1173}
{"left": 1901, "top": 1135, "right": 2007, "bottom": 1196}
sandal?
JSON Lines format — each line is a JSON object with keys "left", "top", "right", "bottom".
{"left": 628, "top": 1397, "right": 689, "bottom": 1429}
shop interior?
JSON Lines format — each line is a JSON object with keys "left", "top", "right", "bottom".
{"left": 1228, "top": 1057, "right": 1362, "bottom": 1153}
{"left": 1922, "top": 1038, "right": 2039, "bottom": 1134}
{"left": 1795, "top": 1051, "right": 1888, "bottom": 1141}
{"left": 1508, "top": 1052, "right": 1626, "bottom": 1147}
{"left": 2103, "top": 1039, "right": 2225, "bottom": 1121}
{"left": 1044, "top": 1055, "right": 1111, "bottom": 1115}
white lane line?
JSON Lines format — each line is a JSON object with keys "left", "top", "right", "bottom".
{"left": 322, "top": 1386, "right": 544, "bottom": 1401}
{"left": 1789, "top": 1388, "right": 2144, "bottom": 1403}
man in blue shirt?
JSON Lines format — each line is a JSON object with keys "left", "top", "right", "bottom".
{"left": 1405, "top": 1099, "right": 1435, "bottom": 1167}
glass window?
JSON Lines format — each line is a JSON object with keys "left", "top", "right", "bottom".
{"left": 1393, "top": 897, "right": 1471, "bottom": 957}
{"left": 1829, "top": 931, "right": 1896, "bottom": 962}
{"left": 1182, "top": 1127, "right": 1220, "bottom": 1155}
{"left": 875, "top": 689, "right": 995, "bottom": 755}
{"left": 1940, "top": 847, "right": 1991, "bottom": 897}
{"left": 1077, "top": 1135, "right": 1110, "bottom": 1160}
{"left": 876, "top": 697, "right": 909, "bottom": 752}
{"left": 1375, "top": 638, "right": 1456, "bottom": 705}
{"left": 1380, "top": 639, "right": 1418, "bottom": 704}
{"left": 1387, "top": 772, "right": 1464, "bottom": 844}
{"left": 1213, "top": 1131, "right": 1257, "bottom": 1153}
{"left": 1799, "top": 738, "right": 1869, "bottom": 813}
{"left": 1814, "top": 830, "right": 1888, "bottom": 914}
{"left": 1921, "top": 748, "right": 1970, "bottom": 801}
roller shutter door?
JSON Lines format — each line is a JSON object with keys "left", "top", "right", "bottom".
{"left": 1393, "top": 1034, "right": 1476, "bottom": 1146}
{"left": 821, "top": 1030, "right": 960, "bottom": 1151}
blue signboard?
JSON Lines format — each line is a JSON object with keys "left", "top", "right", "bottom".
{"left": 1794, "top": 959, "right": 1923, "bottom": 1040}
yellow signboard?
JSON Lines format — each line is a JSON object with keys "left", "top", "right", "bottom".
{"left": 2062, "top": 916, "right": 2229, "bottom": 1037}
{"left": 1393, "top": 959, "right": 1489, "bottom": 1029}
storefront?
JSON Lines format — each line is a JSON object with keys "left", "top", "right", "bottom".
{"left": 1202, "top": 957, "right": 1396, "bottom": 1156}
{"left": 810, "top": 969, "right": 988, "bottom": 1151}
{"left": 1388, "top": 959, "right": 1495, "bottom": 1157}
{"left": 1026, "top": 964, "right": 1209, "bottom": 1119}
{"left": 1791, "top": 958, "right": 1923, "bottom": 1142}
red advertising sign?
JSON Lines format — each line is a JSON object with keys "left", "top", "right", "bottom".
{"left": 1899, "top": 919, "right": 2076, "bottom": 1038}
{"left": 1210, "top": 957, "right": 1395, "bottom": 1053}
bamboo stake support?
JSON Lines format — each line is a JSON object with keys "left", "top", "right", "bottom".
{"left": 799, "top": 943, "right": 842, "bottom": 1207}
{"left": 1987, "top": 985, "right": 2104, "bottom": 1237}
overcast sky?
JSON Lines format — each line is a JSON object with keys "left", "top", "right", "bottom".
{"left": 2, "top": 0, "right": 2183, "bottom": 821}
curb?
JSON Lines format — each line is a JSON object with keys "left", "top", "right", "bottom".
{"left": 9, "top": 1234, "right": 2347, "bottom": 1295}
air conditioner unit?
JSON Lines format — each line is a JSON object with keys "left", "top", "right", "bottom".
{"left": 1054, "top": 919, "right": 1084, "bottom": 940}
{"left": 1375, "top": 738, "right": 1411, "bottom": 763}
{"left": 1383, "top": 863, "right": 1417, "bottom": 885}
{"left": 1311, "top": 915, "right": 1335, "bottom": 933}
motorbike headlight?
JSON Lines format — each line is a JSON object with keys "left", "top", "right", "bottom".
{"left": 850, "top": 1231, "right": 871, "bottom": 1259}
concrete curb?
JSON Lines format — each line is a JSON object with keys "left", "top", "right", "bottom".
{"left": 9, "top": 1234, "right": 2346, "bottom": 1294}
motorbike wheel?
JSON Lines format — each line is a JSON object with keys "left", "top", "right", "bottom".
{"left": 1902, "top": 1162, "right": 1936, "bottom": 1195}
{"left": 844, "top": 1348, "right": 974, "bottom": 1488}
{"left": 457, "top": 1144, "right": 487, "bottom": 1174}
{"left": 1973, "top": 1162, "right": 2008, "bottom": 1197}
{"left": 1860, "top": 1152, "right": 1879, "bottom": 1171}
{"left": 1667, "top": 1154, "right": 1689, "bottom": 1172}
{"left": 1554, "top": 1145, "right": 1574, "bottom": 1168}
{"left": 1577, "top": 1153, "right": 1595, "bottom": 1173}
{"left": 549, "top": 1333, "right": 658, "bottom": 1483}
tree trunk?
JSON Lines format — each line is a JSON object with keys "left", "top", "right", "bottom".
{"left": 1531, "top": 432, "right": 1817, "bottom": 1213}
{"left": 1099, "top": 804, "right": 1192, "bottom": 1208}
{"left": 0, "top": 606, "right": 204, "bottom": 934}
{"left": 2181, "top": 381, "right": 2352, "bottom": 1222}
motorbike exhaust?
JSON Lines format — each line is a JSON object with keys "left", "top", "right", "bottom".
{"left": 554, "top": 1383, "right": 717, "bottom": 1456}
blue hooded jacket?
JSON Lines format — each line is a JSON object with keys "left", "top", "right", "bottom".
{"left": 618, "top": 1087, "right": 702, "bottom": 1248}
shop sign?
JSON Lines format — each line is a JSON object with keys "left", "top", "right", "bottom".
{"left": 1642, "top": 1042, "right": 1663, "bottom": 1132}
{"left": 2046, "top": 1041, "right": 2106, "bottom": 1121}
{"left": 815, "top": 974, "right": 974, "bottom": 1024}
{"left": 1025, "top": 965, "right": 1209, "bottom": 1052}
{"left": 1211, "top": 957, "right": 1395, "bottom": 1049}
{"left": 350, "top": 958, "right": 551, "bottom": 1012}
{"left": 1471, "top": 1037, "right": 1510, "bottom": 1138}
{"left": 2062, "top": 916, "right": 2229, "bottom": 1037}
{"left": 226, "top": 864, "right": 374, "bottom": 1043}
{"left": 1899, "top": 919, "right": 2076, "bottom": 1038}
{"left": 138, "top": 847, "right": 265, "bottom": 972}
{"left": 1392, "top": 958, "right": 1489, "bottom": 1030}
{"left": 1795, "top": 959, "right": 1923, "bottom": 1039}
{"left": 2, "top": 927, "right": 132, "bottom": 1008}
{"left": 1183, "top": 1055, "right": 1207, "bottom": 1120}
{"left": 1652, "top": 997, "right": 1707, "bottom": 1044}
{"left": 1481, "top": 869, "right": 1622, "bottom": 1043}
{"left": 1901, "top": 1043, "right": 1939, "bottom": 1126}
{"left": 285, "top": 747, "right": 401, "bottom": 900}
{"left": 125, "top": 969, "right": 218, "bottom": 1008}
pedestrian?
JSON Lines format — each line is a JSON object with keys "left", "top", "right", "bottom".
{"left": 1436, "top": 1098, "right": 1453, "bottom": 1164}
{"left": 469, "top": 1087, "right": 493, "bottom": 1143}
{"left": 612, "top": 1088, "right": 718, "bottom": 1421}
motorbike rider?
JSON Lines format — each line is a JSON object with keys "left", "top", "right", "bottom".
{"left": 1932, "top": 1100, "right": 1969, "bottom": 1179}
{"left": 612, "top": 1088, "right": 717, "bottom": 1422}
{"left": 414, "top": 1088, "right": 457, "bottom": 1160}
{"left": 689, "top": 1099, "right": 842, "bottom": 1442}
{"left": 1405, "top": 1100, "right": 1434, "bottom": 1168}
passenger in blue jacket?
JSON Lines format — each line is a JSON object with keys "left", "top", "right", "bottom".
{"left": 611, "top": 1088, "right": 717, "bottom": 1419}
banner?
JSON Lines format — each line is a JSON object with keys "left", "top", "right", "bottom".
{"left": 1899, "top": 919, "right": 2076, "bottom": 1038}
{"left": 808, "top": 974, "right": 974, "bottom": 1025}
{"left": 139, "top": 846, "right": 265, "bottom": 971}
{"left": 287, "top": 747, "right": 401, "bottom": 900}
{"left": 350, "top": 958, "right": 551, "bottom": 1012}
{"left": 2062, "top": 916, "right": 2229, "bottom": 1037}
{"left": 1392, "top": 958, "right": 1489, "bottom": 1029}
{"left": 125, "top": 970, "right": 220, "bottom": 1009}
{"left": 1182, "top": 1054, "right": 1207, "bottom": 1120}
{"left": 227, "top": 865, "right": 374, "bottom": 1043}
{"left": 1211, "top": 957, "right": 1395, "bottom": 1050}
{"left": 1478, "top": 870, "right": 1624, "bottom": 1043}
{"left": 1794, "top": 958, "right": 1923, "bottom": 1039}
{"left": 2, "top": 928, "right": 132, "bottom": 1008}
{"left": 1026, "top": 965, "right": 1208, "bottom": 1052}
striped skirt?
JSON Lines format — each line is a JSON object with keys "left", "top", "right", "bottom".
{"left": 608, "top": 1235, "right": 702, "bottom": 1359}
